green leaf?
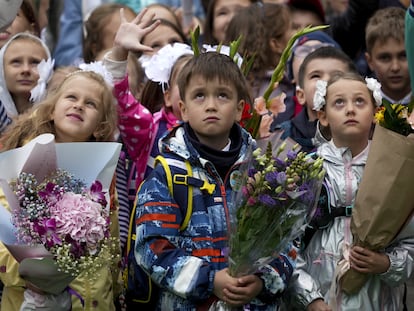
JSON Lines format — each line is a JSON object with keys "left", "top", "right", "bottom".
{"left": 262, "top": 25, "right": 329, "bottom": 103}
{"left": 190, "top": 26, "right": 200, "bottom": 56}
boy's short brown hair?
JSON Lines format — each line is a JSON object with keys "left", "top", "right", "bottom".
{"left": 365, "top": 7, "right": 405, "bottom": 53}
{"left": 177, "top": 52, "right": 251, "bottom": 104}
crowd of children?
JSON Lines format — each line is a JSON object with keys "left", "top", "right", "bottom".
{"left": 0, "top": 0, "right": 413, "bottom": 310}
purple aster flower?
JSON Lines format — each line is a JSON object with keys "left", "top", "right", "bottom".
{"left": 298, "top": 183, "right": 314, "bottom": 203}
{"left": 258, "top": 194, "right": 276, "bottom": 207}
{"left": 286, "top": 150, "right": 297, "bottom": 160}
{"left": 247, "top": 167, "right": 257, "bottom": 177}
{"left": 274, "top": 158, "right": 286, "bottom": 170}
{"left": 276, "top": 172, "right": 287, "bottom": 184}
{"left": 265, "top": 171, "right": 279, "bottom": 185}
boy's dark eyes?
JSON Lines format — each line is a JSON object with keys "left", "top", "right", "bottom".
{"left": 378, "top": 54, "right": 391, "bottom": 62}
{"left": 218, "top": 92, "right": 229, "bottom": 99}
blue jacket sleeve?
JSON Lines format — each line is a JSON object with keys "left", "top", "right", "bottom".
{"left": 134, "top": 166, "right": 215, "bottom": 302}
{"left": 53, "top": 0, "right": 83, "bottom": 66}
{"left": 255, "top": 243, "right": 296, "bottom": 303}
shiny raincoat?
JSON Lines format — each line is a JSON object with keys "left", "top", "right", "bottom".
{"left": 288, "top": 141, "right": 414, "bottom": 310}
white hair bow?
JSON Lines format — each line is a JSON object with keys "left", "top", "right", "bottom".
{"left": 144, "top": 43, "right": 194, "bottom": 92}
{"left": 313, "top": 80, "right": 327, "bottom": 111}
{"left": 365, "top": 77, "right": 382, "bottom": 107}
{"left": 202, "top": 44, "right": 243, "bottom": 68}
{"left": 30, "top": 58, "right": 55, "bottom": 103}
{"left": 79, "top": 61, "right": 114, "bottom": 87}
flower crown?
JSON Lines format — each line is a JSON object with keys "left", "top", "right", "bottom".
{"left": 313, "top": 77, "right": 382, "bottom": 111}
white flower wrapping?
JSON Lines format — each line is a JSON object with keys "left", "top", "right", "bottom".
{"left": 313, "top": 79, "right": 327, "bottom": 111}
{"left": 0, "top": 134, "right": 122, "bottom": 294}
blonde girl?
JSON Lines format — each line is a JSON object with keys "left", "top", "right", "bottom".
{"left": 0, "top": 69, "right": 121, "bottom": 311}
{"left": 289, "top": 72, "right": 414, "bottom": 311}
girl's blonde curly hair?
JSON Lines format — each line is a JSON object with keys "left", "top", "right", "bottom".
{"left": 0, "top": 70, "right": 118, "bottom": 150}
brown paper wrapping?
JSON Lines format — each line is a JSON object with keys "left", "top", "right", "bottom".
{"left": 340, "top": 125, "right": 414, "bottom": 294}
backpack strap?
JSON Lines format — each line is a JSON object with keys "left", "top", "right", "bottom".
{"left": 154, "top": 155, "right": 215, "bottom": 231}
{"left": 154, "top": 155, "right": 192, "bottom": 231}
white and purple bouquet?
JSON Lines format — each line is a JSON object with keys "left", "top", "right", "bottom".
{"left": 228, "top": 137, "right": 325, "bottom": 277}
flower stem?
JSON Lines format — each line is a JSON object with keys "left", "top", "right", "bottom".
{"left": 262, "top": 25, "right": 329, "bottom": 104}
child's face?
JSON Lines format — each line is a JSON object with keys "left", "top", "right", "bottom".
{"left": 212, "top": 0, "right": 251, "bottom": 43}
{"left": 179, "top": 75, "right": 244, "bottom": 150}
{"left": 99, "top": 10, "right": 136, "bottom": 57}
{"left": 164, "top": 84, "right": 182, "bottom": 119}
{"left": 164, "top": 59, "right": 190, "bottom": 120}
{"left": 291, "top": 41, "right": 332, "bottom": 84}
{"left": 297, "top": 58, "right": 350, "bottom": 118}
{"left": 142, "top": 24, "right": 184, "bottom": 55}
{"left": 366, "top": 37, "right": 410, "bottom": 100}
{"left": 0, "top": 9, "right": 34, "bottom": 48}
{"left": 52, "top": 75, "right": 104, "bottom": 143}
{"left": 3, "top": 39, "right": 48, "bottom": 98}
{"left": 318, "top": 79, "right": 376, "bottom": 147}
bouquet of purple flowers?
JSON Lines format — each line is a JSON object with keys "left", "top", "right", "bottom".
{"left": 228, "top": 136, "right": 325, "bottom": 277}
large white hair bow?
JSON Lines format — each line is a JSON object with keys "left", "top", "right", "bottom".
{"left": 30, "top": 58, "right": 55, "bottom": 103}
{"left": 144, "top": 43, "right": 194, "bottom": 92}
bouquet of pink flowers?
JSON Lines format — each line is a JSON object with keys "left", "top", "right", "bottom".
{"left": 0, "top": 134, "right": 121, "bottom": 299}
{"left": 228, "top": 137, "right": 325, "bottom": 277}
{"left": 9, "top": 170, "right": 114, "bottom": 278}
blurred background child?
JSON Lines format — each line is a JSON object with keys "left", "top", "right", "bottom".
{"left": 0, "top": 32, "right": 52, "bottom": 134}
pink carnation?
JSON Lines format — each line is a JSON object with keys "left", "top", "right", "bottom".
{"left": 49, "top": 192, "right": 108, "bottom": 252}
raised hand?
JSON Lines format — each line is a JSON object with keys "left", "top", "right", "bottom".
{"left": 112, "top": 8, "right": 161, "bottom": 60}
